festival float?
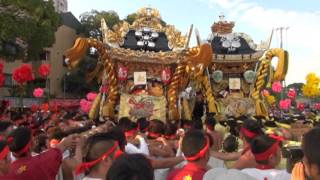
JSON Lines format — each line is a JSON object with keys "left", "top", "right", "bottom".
{"left": 207, "top": 14, "right": 289, "bottom": 117}
{"left": 64, "top": 7, "right": 289, "bottom": 121}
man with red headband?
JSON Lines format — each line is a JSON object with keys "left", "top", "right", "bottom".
{"left": 167, "top": 129, "right": 210, "bottom": 180}
{"left": 75, "top": 132, "right": 122, "bottom": 180}
{"left": 242, "top": 135, "right": 291, "bottom": 180}
{"left": 212, "top": 119, "right": 264, "bottom": 169}
{"left": 7, "top": 127, "right": 78, "bottom": 180}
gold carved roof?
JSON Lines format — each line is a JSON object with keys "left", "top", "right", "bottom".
{"left": 102, "top": 7, "right": 187, "bottom": 50}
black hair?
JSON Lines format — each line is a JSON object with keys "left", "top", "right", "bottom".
{"left": 0, "top": 121, "right": 12, "bottom": 134}
{"left": 32, "top": 133, "right": 48, "bottom": 154}
{"left": 223, "top": 134, "right": 239, "bottom": 153}
{"left": 192, "top": 118, "right": 203, "bottom": 130}
{"left": 106, "top": 154, "right": 154, "bottom": 180}
{"left": 7, "top": 127, "right": 32, "bottom": 156}
{"left": 250, "top": 135, "right": 278, "bottom": 165}
{"left": 118, "top": 117, "right": 132, "bottom": 132}
{"left": 164, "top": 121, "right": 178, "bottom": 137}
{"left": 109, "top": 127, "right": 127, "bottom": 151}
{"left": 0, "top": 140, "right": 7, "bottom": 152}
{"left": 226, "top": 120, "right": 240, "bottom": 137}
{"left": 182, "top": 129, "right": 206, "bottom": 159}
{"left": 205, "top": 115, "right": 217, "bottom": 130}
{"left": 147, "top": 119, "right": 164, "bottom": 139}
{"left": 181, "top": 119, "right": 193, "bottom": 130}
{"left": 137, "top": 118, "right": 149, "bottom": 133}
{"left": 302, "top": 127, "right": 320, "bottom": 171}
{"left": 242, "top": 119, "right": 264, "bottom": 143}
{"left": 84, "top": 132, "right": 116, "bottom": 172}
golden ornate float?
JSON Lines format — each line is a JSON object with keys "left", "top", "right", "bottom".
{"left": 64, "top": 8, "right": 289, "bottom": 120}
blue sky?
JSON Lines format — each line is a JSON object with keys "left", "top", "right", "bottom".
{"left": 68, "top": 0, "right": 320, "bottom": 84}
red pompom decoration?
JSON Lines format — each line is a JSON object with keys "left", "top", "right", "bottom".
{"left": 100, "top": 85, "right": 109, "bottom": 93}
{"left": 80, "top": 99, "right": 92, "bottom": 113}
{"left": 279, "top": 99, "right": 291, "bottom": 110}
{"left": 33, "top": 88, "right": 44, "bottom": 98}
{"left": 287, "top": 88, "right": 297, "bottom": 99}
{"left": 12, "top": 64, "right": 34, "bottom": 85}
{"left": 38, "top": 64, "right": 51, "bottom": 78}
{"left": 297, "top": 103, "right": 305, "bottom": 112}
{"left": 86, "top": 92, "right": 98, "bottom": 101}
{"left": 272, "top": 81, "right": 283, "bottom": 93}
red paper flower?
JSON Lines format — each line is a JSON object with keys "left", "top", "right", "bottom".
{"left": 80, "top": 99, "right": 92, "bottom": 113}
{"left": 12, "top": 64, "right": 34, "bottom": 84}
{"left": 287, "top": 88, "right": 297, "bottom": 99}
{"left": 33, "top": 88, "right": 44, "bottom": 98}
{"left": 279, "top": 99, "right": 291, "bottom": 110}
{"left": 38, "top": 64, "right": 51, "bottom": 78}
{"left": 86, "top": 92, "right": 98, "bottom": 101}
{"left": 100, "top": 85, "right": 109, "bottom": 93}
{"left": 297, "top": 103, "right": 305, "bottom": 112}
{"left": 272, "top": 81, "right": 283, "bottom": 93}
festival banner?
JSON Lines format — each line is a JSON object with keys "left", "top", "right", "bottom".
{"left": 119, "top": 94, "right": 166, "bottom": 122}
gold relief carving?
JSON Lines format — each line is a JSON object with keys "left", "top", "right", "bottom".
{"left": 131, "top": 8, "right": 163, "bottom": 31}
{"left": 107, "top": 21, "right": 130, "bottom": 45}
{"left": 165, "top": 25, "right": 187, "bottom": 49}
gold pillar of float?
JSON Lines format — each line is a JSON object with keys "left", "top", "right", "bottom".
{"left": 168, "top": 44, "right": 218, "bottom": 120}
{"left": 251, "top": 48, "right": 289, "bottom": 117}
{"left": 64, "top": 38, "right": 119, "bottom": 119}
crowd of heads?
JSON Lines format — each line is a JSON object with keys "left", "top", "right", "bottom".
{"left": 0, "top": 104, "right": 319, "bottom": 180}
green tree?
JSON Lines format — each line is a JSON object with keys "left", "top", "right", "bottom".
{"left": 124, "top": 12, "right": 167, "bottom": 26}
{"left": 79, "top": 10, "right": 120, "bottom": 38}
{"left": 0, "top": 0, "right": 61, "bottom": 61}
{"left": 125, "top": 13, "right": 137, "bottom": 24}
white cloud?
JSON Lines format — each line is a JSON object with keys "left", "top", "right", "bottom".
{"left": 201, "top": 0, "right": 320, "bottom": 84}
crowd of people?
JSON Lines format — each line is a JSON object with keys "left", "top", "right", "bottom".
{"left": 0, "top": 103, "right": 320, "bottom": 180}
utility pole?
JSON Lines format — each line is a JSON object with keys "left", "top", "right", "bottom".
{"left": 276, "top": 27, "right": 289, "bottom": 48}
{"left": 275, "top": 27, "right": 289, "bottom": 117}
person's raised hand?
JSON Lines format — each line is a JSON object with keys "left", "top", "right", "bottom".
{"left": 292, "top": 162, "right": 306, "bottom": 180}
{"left": 57, "top": 134, "right": 79, "bottom": 152}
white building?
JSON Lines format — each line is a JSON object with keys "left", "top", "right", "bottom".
{"left": 52, "top": 0, "right": 68, "bottom": 13}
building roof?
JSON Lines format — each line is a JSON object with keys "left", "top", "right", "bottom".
{"left": 60, "top": 12, "right": 81, "bottom": 32}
